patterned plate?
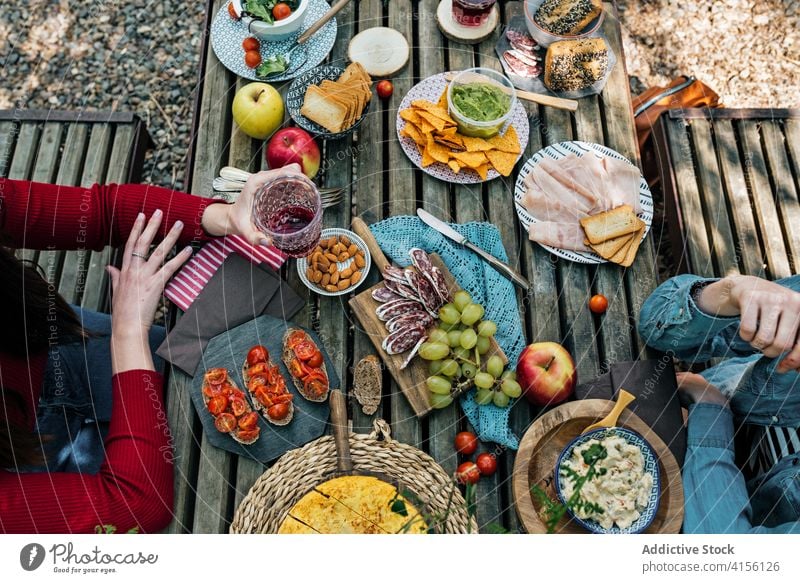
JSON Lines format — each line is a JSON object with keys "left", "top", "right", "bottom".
{"left": 287, "top": 66, "right": 371, "bottom": 139}
{"left": 296, "top": 228, "right": 372, "bottom": 296}
{"left": 555, "top": 427, "right": 661, "bottom": 534}
{"left": 210, "top": 0, "right": 337, "bottom": 83}
{"left": 514, "top": 141, "right": 653, "bottom": 264}
{"left": 395, "top": 72, "right": 530, "bottom": 184}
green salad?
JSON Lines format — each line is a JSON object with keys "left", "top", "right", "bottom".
{"left": 244, "top": 0, "right": 299, "bottom": 25}
{"left": 451, "top": 82, "right": 511, "bottom": 122}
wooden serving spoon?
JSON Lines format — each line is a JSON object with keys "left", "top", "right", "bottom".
{"left": 443, "top": 72, "right": 577, "bottom": 112}
{"left": 581, "top": 389, "right": 636, "bottom": 434}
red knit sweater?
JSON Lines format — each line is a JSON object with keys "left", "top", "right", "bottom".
{"left": 0, "top": 178, "right": 219, "bottom": 533}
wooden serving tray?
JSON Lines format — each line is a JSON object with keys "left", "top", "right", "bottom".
{"left": 512, "top": 400, "right": 684, "bottom": 534}
{"left": 348, "top": 219, "right": 506, "bottom": 418}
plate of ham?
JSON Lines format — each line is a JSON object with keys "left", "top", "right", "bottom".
{"left": 514, "top": 141, "right": 653, "bottom": 264}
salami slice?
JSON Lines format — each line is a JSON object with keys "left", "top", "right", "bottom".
{"left": 385, "top": 278, "right": 422, "bottom": 302}
{"left": 400, "top": 336, "right": 427, "bottom": 369}
{"left": 376, "top": 298, "right": 425, "bottom": 321}
{"left": 383, "top": 265, "right": 409, "bottom": 285}
{"left": 382, "top": 325, "right": 425, "bottom": 355}
{"left": 409, "top": 248, "right": 452, "bottom": 303}
{"left": 405, "top": 269, "right": 442, "bottom": 316}
{"left": 507, "top": 48, "right": 541, "bottom": 67}
{"left": 386, "top": 310, "right": 434, "bottom": 333}
{"left": 372, "top": 285, "right": 403, "bottom": 303}
{"left": 506, "top": 28, "right": 538, "bottom": 52}
{"left": 503, "top": 51, "right": 541, "bottom": 78}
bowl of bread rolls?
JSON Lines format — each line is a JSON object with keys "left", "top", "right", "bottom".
{"left": 524, "top": 0, "right": 605, "bottom": 47}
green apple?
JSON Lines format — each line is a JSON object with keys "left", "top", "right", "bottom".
{"left": 232, "top": 82, "right": 284, "bottom": 140}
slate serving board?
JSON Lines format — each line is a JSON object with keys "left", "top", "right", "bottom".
{"left": 190, "top": 315, "right": 337, "bottom": 463}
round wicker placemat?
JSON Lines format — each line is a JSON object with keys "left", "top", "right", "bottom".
{"left": 230, "top": 419, "right": 478, "bottom": 534}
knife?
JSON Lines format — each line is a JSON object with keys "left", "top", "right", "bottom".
{"left": 416, "top": 208, "right": 530, "bottom": 291}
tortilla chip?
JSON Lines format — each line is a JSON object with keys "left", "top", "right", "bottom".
{"left": 436, "top": 87, "right": 449, "bottom": 109}
{"left": 417, "top": 110, "right": 452, "bottom": 132}
{"left": 401, "top": 122, "right": 425, "bottom": 146}
{"left": 452, "top": 150, "right": 488, "bottom": 169}
{"left": 399, "top": 109, "right": 421, "bottom": 124}
{"left": 474, "top": 164, "right": 489, "bottom": 181}
{"left": 485, "top": 149, "right": 517, "bottom": 177}
{"left": 487, "top": 125, "right": 521, "bottom": 154}
{"left": 416, "top": 117, "right": 436, "bottom": 133}
{"left": 434, "top": 136, "right": 464, "bottom": 151}
{"left": 426, "top": 136, "right": 454, "bottom": 164}
{"left": 447, "top": 160, "right": 461, "bottom": 173}
{"left": 421, "top": 147, "right": 436, "bottom": 167}
{"left": 438, "top": 126, "right": 458, "bottom": 136}
{"left": 461, "top": 135, "right": 494, "bottom": 152}
{"left": 411, "top": 100, "right": 454, "bottom": 123}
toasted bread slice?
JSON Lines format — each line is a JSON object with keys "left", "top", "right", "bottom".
{"left": 580, "top": 204, "right": 639, "bottom": 245}
{"left": 619, "top": 226, "right": 645, "bottom": 267}
{"left": 534, "top": 0, "right": 603, "bottom": 35}
{"left": 589, "top": 231, "right": 634, "bottom": 259}
{"left": 608, "top": 235, "right": 634, "bottom": 264}
{"left": 352, "top": 355, "right": 382, "bottom": 415}
{"left": 301, "top": 85, "right": 347, "bottom": 133}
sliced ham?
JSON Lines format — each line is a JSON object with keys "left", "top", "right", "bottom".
{"left": 528, "top": 221, "right": 592, "bottom": 253}
{"left": 522, "top": 171, "right": 590, "bottom": 223}
{"left": 602, "top": 155, "right": 642, "bottom": 213}
{"left": 537, "top": 155, "right": 599, "bottom": 210}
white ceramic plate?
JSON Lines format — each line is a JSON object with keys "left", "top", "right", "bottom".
{"left": 395, "top": 72, "right": 530, "bottom": 184}
{"left": 210, "top": 0, "right": 337, "bottom": 83}
{"left": 296, "top": 228, "right": 372, "bottom": 296}
{"left": 514, "top": 140, "right": 653, "bottom": 264}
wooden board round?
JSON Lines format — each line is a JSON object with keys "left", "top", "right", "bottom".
{"left": 512, "top": 399, "right": 683, "bottom": 534}
{"left": 436, "top": 0, "right": 500, "bottom": 45}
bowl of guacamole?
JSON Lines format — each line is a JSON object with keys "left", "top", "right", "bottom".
{"left": 447, "top": 68, "right": 517, "bottom": 138}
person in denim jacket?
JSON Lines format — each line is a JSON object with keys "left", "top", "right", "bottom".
{"left": 639, "top": 274, "right": 800, "bottom": 533}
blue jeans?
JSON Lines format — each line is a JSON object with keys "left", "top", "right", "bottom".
{"left": 639, "top": 274, "right": 800, "bottom": 533}
{"left": 26, "top": 307, "right": 165, "bottom": 475}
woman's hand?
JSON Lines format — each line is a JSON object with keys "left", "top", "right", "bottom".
{"left": 698, "top": 275, "right": 800, "bottom": 371}
{"left": 200, "top": 164, "right": 304, "bottom": 245}
{"left": 676, "top": 372, "right": 729, "bottom": 407}
{"left": 107, "top": 211, "right": 193, "bottom": 373}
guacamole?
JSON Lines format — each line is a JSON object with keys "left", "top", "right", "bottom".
{"left": 451, "top": 82, "right": 511, "bottom": 122}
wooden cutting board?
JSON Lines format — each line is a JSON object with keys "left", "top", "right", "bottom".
{"left": 512, "top": 399, "right": 684, "bottom": 534}
{"left": 348, "top": 218, "right": 506, "bottom": 418}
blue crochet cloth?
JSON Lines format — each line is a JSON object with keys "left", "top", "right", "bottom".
{"left": 370, "top": 216, "right": 526, "bottom": 450}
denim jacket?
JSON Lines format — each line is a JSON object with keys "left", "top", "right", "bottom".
{"left": 639, "top": 274, "right": 800, "bottom": 533}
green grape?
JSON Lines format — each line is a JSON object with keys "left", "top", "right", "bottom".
{"left": 501, "top": 378, "right": 522, "bottom": 399}
{"left": 429, "top": 360, "right": 444, "bottom": 375}
{"left": 453, "top": 364, "right": 462, "bottom": 379}
{"left": 418, "top": 342, "right": 451, "bottom": 361}
{"left": 486, "top": 355, "right": 504, "bottom": 378}
{"left": 447, "top": 330, "right": 462, "bottom": 348}
{"left": 476, "top": 320, "right": 497, "bottom": 338}
{"left": 460, "top": 328, "right": 478, "bottom": 350}
{"left": 493, "top": 391, "right": 510, "bottom": 408}
{"left": 429, "top": 328, "right": 449, "bottom": 345}
{"left": 440, "top": 359, "right": 459, "bottom": 377}
{"left": 474, "top": 372, "right": 495, "bottom": 389}
{"left": 426, "top": 376, "right": 453, "bottom": 395}
{"left": 501, "top": 369, "right": 517, "bottom": 381}
{"left": 430, "top": 393, "right": 454, "bottom": 409}
{"left": 476, "top": 336, "right": 491, "bottom": 355}
{"left": 453, "top": 346, "right": 471, "bottom": 361}
{"left": 460, "top": 303, "right": 485, "bottom": 326}
{"left": 438, "top": 303, "right": 460, "bottom": 325}
{"left": 474, "top": 389, "right": 493, "bottom": 405}
{"left": 453, "top": 290, "right": 472, "bottom": 312}
{"left": 462, "top": 362, "right": 478, "bottom": 379}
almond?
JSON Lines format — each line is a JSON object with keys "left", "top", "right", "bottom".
{"left": 347, "top": 244, "right": 358, "bottom": 256}
{"left": 325, "top": 236, "right": 337, "bottom": 249}
{"left": 330, "top": 271, "right": 340, "bottom": 285}
{"left": 340, "top": 267, "right": 353, "bottom": 279}
{"left": 338, "top": 251, "right": 349, "bottom": 262}
{"left": 328, "top": 263, "right": 337, "bottom": 275}
{"left": 321, "top": 273, "right": 331, "bottom": 286}
{"left": 325, "top": 284, "right": 339, "bottom": 293}
{"left": 312, "top": 270, "right": 323, "bottom": 284}
{"left": 339, "top": 235, "right": 351, "bottom": 247}
{"left": 306, "top": 267, "right": 315, "bottom": 281}
{"left": 318, "top": 255, "right": 330, "bottom": 270}
{"left": 354, "top": 253, "right": 366, "bottom": 269}
{"left": 337, "top": 279, "right": 351, "bottom": 290}
{"left": 350, "top": 270, "right": 362, "bottom": 285}
{"left": 331, "top": 243, "right": 343, "bottom": 255}
{"left": 325, "top": 252, "right": 338, "bottom": 263}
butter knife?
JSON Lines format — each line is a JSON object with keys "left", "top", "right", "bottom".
{"left": 416, "top": 208, "right": 530, "bottom": 291}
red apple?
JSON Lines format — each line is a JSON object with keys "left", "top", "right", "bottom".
{"left": 266, "top": 127, "right": 320, "bottom": 179}
{"left": 516, "top": 342, "right": 576, "bottom": 406}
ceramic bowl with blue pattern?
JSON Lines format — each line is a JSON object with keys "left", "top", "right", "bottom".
{"left": 554, "top": 426, "right": 661, "bottom": 534}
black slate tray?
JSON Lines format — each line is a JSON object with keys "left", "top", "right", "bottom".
{"left": 190, "top": 315, "right": 337, "bottom": 463}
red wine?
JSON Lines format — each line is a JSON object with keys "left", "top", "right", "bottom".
{"left": 452, "top": 0, "right": 496, "bottom": 27}
{"left": 267, "top": 205, "right": 316, "bottom": 234}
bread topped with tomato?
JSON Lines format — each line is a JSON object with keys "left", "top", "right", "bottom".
{"left": 243, "top": 345, "right": 295, "bottom": 426}
{"left": 282, "top": 329, "right": 330, "bottom": 402}
{"left": 202, "top": 368, "right": 261, "bottom": 445}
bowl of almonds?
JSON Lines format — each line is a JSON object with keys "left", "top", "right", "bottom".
{"left": 297, "top": 228, "right": 372, "bottom": 296}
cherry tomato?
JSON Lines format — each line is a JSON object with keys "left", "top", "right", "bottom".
{"left": 253, "top": 387, "right": 273, "bottom": 408}
{"left": 228, "top": 388, "right": 247, "bottom": 402}
{"left": 268, "top": 403, "right": 290, "bottom": 420}
{"left": 214, "top": 412, "right": 238, "bottom": 433}
{"left": 306, "top": 349, "right": 323, "bottom": 368}
{"left": 202, "top": 383, "right": 222, "bottom": 398}
{"left": 589, "top": 293, "right": 609, "bottom": 314}
{"left": 205, "top": 368, "right": 227, "bottom": 385}
{"left": 272, "top": 2, "right": 292, "bottom": 20}
{"left": 246, "top": 345, "right": 269, "bottom": 366}
{"left": 293, "top": 340, "right": 318, "bottom": 361}
{"left": 244, "top": 50, "right": 262, "bottom": 68}
{"left": 228, "top": 2, "right": 241, "bottom": 19}
{"left": 454, "top": 431, "right": 478, "bottom": 455}
{"left": 206, "top": 394, "right": 229, "bottom": 416}
{"left": 247, "top": 362, "right": 270, "bottom": 379}
{"left": 286, "top": 330, "right": 306, "bottom": 349}
{"left": 242, "top": 37, "right": 260, "bottom": 52}
{"left": 236, "top": 428, "right": 260, "bottom": 442}
{"left": 230, "top": 397, "right": 248, "bottom": 417}
{"left": 475, "top": 452, "right": 497, "bottom": 476}
{"left": 304, "top": 379, "right": 328, "bottom": 399}
{"left": 456, "top": 461, "right": 481, "bottom": 485}
{"left": 376, "top": 80, "right": 393, "bottom": 100}
{"left": 238, "top": 411, "right": 259, "bottom": 431}
{"left": 288, "top": 359, "right": 305, "bottom": 379}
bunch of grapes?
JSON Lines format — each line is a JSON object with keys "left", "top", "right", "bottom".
{"left": 418, "top": 290, "right": 522, "bottom": 409}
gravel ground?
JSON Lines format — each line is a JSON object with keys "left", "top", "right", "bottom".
{"left": 619, "top": 0, "right": 800, "bottom": 108}
{"left": 0, "top": 0, "right": 206, "bottom": 191}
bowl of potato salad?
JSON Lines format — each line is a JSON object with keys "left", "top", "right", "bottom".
{"left": 555, "top": 427, "right": 660, "bottom": 534}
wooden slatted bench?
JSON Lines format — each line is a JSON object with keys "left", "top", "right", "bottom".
{"left": 651, "top": 108, "right": 800, "bottom": 280}
{"left": 0, "top": 110, "right": 151, "bottom": 312}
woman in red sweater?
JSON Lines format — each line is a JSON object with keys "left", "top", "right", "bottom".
{"left": 0, "top": 166, "right": 299, "bottom": 533}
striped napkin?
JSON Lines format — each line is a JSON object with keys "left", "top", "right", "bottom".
{"left": 164, "top": 235, "right": 287, "bottom": 311}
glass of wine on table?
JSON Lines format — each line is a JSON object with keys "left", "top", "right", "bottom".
{"left": 253, "top": 174, "right": 323, "bottom": 258}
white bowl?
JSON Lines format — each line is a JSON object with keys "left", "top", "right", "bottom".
{"left": 296, "top": 228, "right": 372, "bottom": 297}
{"left": 240, "top": 0, "right": 310, "bottom": 41}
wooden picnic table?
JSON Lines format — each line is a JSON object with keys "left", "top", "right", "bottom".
{"left": 166, "top": 0, "right": 657, "bottom": 533}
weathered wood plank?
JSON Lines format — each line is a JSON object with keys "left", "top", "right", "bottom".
{"left": 738, "top": 120, "right": 791, "bottom": 279}
{"left": 714, "top": 120, "right": 765, "bottom": 277}
{"left": 9, "top": 122, "right": 41, "bottom": 262}
{"left": 761, "top": 121, "right": 800, "bottom": 272}
{"left": 0, "top": 120, "right": 18, "bottom": 177}
{"left": 29, "top": 122, "right": 66, "bottom": 281}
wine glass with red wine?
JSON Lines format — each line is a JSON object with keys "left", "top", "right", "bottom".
{"left": 252, "top": 174, "right": 322, "bottom": 258}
